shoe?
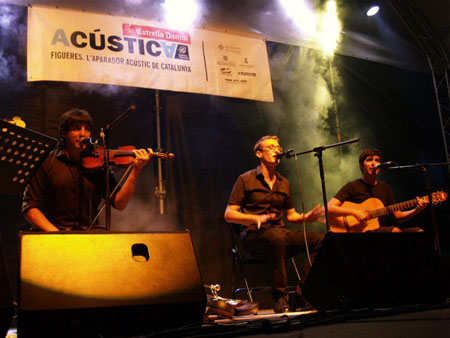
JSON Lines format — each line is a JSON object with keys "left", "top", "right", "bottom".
{"left": 290, "top": 294, "right": 313, "bottom": 312}
{"left": 235, "top": 301, "right": 259, "bottom": 316}
{"left": 274, "top": 294, "right": 290, "bottom": 313}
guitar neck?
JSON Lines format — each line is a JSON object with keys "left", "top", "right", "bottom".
{"left": 369, "top": 198, "right": 418, "bottom": 219}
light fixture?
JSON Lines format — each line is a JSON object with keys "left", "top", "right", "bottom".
{"left": 163, "top": 0, "right": 199, "bottom": 30}
{"left": 279, "top": 0, "right": 317, "bottom": 36}
{"left": 366, "top": 5, "right": 380, "bottom": 16}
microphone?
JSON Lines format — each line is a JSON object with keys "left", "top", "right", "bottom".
{"left": 275, "top": 149, "right": 294, "bottom": 159}
{"left": 80, "top": 137, "right": 96, "bottom": 145}
{"left": 375, "top": 161, "right": 396, "bottom": 169}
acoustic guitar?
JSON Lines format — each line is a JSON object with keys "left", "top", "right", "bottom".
{"left": 329, "top": 191, "right": 447, "bottom": 233}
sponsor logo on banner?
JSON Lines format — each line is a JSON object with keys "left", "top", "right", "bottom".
{"left": 217, "top": 44, "right": 241, "bottom": 55}
{"left": 28, "top": 6, "right": 274, "bottom": 102}
{"left": 220, "top": 67, "right": 232, "bottom": 75}
{"left": 122, "top": 24, "right": 191, "bottom": 44}
{"left": 238, "top": 71, "right": 256, "bottom": 77}
{"left": 50, "top": 25, "right": 191, "bottom": 61}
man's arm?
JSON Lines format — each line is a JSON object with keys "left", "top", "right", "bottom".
{"left": 23, "top": 208, "right": 59, "bottom": 231}
{"left": 224, "top": 205, "right": 276, "bottom": 230}
{"left": 392, "top": 197, "right": 427, "bottom": 223}
{"left": 22, "top": 155, "right": 58, "bottom": 231}
{"left": 285, "top": 204, "right": 324, "bottom": 223}
{"left": 113, "top": 148, "right": 152, "bottom": 210}
{"left": 327, "top": 182, "right": 368, "bottom": 222}
{"left": 327, "top": 197, "right": 369, "bottom": 223}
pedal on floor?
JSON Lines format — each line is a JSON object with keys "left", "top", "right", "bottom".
{"left": 207, "top": 295, "right": 259, "bottom": 317}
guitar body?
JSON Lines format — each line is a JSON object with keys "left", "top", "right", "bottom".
{"left": 329, "top": 198, "right": 385, "bottom": 233}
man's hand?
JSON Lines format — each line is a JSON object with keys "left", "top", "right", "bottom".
{"left": 24, "top": 208, "right": 60, "bottom": 232}
{"left": 132, "top": 148, "right": 153, "bottom": 172}
{"left": 352, "top": 209, "right": 370, "bottom": 225}
{"left": 414, "top": 196, "right": 427, "bottom": 213}
{"left": 304, "top": 204, "right": 325, "bottom": 223}
{"left": 255, "top": 213, "right": 276, "bottom": 229}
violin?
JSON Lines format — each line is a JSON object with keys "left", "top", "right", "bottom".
{"left": 82, "top": 145, "right": 175, "bottom": 170}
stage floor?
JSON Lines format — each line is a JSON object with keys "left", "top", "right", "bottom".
{"left": 7, "top": 300, "right": 450, "bottom": 337}
{"left": 203, "top": 302, "right": 450, "bottom": 337}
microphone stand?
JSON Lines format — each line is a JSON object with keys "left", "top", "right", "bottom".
{"left": 385, "top": 161, "right": 450, "bottom": 257}
{"left": 283, "top": 138, "right": 360, "bottom": 232}
{"left": 99, "top": 105, "right": 136, "bottom": 231}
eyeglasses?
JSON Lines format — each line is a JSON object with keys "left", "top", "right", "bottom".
{"left": 260, "top": 145, "right": 282, "bottom": 152}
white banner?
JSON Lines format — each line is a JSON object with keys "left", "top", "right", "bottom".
{"left": 27, "top": 6, "right": 273, "bottom": 102}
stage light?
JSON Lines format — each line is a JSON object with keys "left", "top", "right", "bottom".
{"left": 279, "top": 0, "right": 317, "bottom": 35}
{"left": 163, "top": 0, "right": 199, "bottom": 30}
{"left": 366, "top": 5, "right": 379, "bottom": 16}
{"left": 317, "top": 0, "right": 341, "bottom": 56}
{"left": 280, "top": 0, "right": 341, "bottom": 56}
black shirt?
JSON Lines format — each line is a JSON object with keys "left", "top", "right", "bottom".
{"left": 22, "top": 149, "right": 117, "bottom": 230}
{"left": 228, "top": 166, "right": 294, "bottom": 228}
{"left": 334, "top": 178, "right": 397, "bottom": 225}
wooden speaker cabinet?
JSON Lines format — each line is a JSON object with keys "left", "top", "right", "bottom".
{"left": 18, "top": 231, "right": 206, "bottom": 337}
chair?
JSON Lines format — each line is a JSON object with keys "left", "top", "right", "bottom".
{"left": 228, "top": 224, "right": 302, "bottom": 303}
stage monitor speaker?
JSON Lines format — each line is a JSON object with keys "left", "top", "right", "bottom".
{"left": 18, "top": 231, "right": 206, "bottom": 337}
{"left": 303, "top": 232, "right": 445, "bottom": 311}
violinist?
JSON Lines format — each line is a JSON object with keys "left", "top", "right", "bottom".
{"left": 22, "top": 108, "right": 153, "bottom": 231}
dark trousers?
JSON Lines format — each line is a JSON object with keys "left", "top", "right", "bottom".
{"left": 242, "top": 227, "right": 324, "bottom": 301}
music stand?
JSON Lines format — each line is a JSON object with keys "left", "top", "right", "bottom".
{"left": 0, "top": 120, "right": 57, "bottom": 196}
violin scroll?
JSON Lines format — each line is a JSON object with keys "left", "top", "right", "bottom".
{"left": 152, "top": 151, "right": 175, "bottom": 161}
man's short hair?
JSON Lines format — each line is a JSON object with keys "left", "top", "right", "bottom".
{"left": 359, "top": 148, "right": 381, "bottom": 166}
{"left": 58, "top": 108, "right": 93, "bottom": 148}
{"left": 254, "top": 135, "right": 279, "bottom": 153}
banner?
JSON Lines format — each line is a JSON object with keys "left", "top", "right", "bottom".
{"left": 27, "top": 6, "right": 274, "bottom": 102}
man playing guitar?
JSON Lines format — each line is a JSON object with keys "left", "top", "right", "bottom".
{"left": 327, "top": 148, "right": 427, "bottom": 233}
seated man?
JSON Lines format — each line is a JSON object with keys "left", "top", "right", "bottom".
{"left": 224, "top": 135, "right": 324, "bottom": 313}
{"left": 22, "top": 108, "right": 153, "bottom": 231}
{"left": 328, "top": 148, "right": 426, "bottom": 233}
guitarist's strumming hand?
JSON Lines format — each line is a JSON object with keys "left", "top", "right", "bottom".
{"left": 352, "top": 209, "right": 370, "bottom": 225}
{"left": 255, "top": 213, "right": 277, "bottom": 230}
